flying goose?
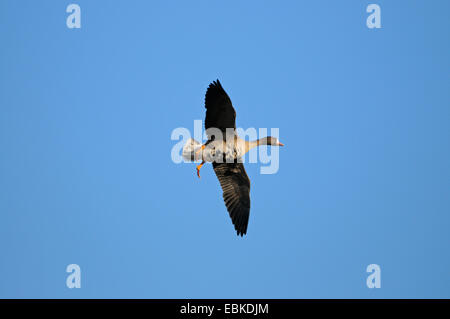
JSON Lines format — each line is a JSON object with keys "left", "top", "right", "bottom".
{"left": 183, "top": 80, "right": 283, "bottom": 236}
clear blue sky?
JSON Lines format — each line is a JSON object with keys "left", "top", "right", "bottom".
{"left": 1, "top": 0, "right": 449, "bottom": 298}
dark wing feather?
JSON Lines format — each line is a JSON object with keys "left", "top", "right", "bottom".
{"left": 213, "top": 162, "right": 250, "bottom": 236}
{"left": 204, "top": 80, "right": 236, "bottom": 138}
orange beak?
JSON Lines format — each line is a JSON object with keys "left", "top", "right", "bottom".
{"left": 278, "top": 142, "right": 284, "bottom": 146}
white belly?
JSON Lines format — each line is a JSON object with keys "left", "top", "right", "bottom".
{"left": 202, "top": 139, "right": 245, "bottom": 163}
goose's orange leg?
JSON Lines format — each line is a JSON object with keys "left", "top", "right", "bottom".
{"left": 196, "top": 161, "right": 205, "bottom": 178}
{"left": 194, "top": 144, "right": 206, "bottom": 161}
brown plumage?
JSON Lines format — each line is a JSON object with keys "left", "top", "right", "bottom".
{"left": 205, "top": 80, "right": 236, "bottom": 138}
{"left": 212, "top": 162, "right": 251, "bottom": 236}
{"left": 191, "top": 79, "right": 283, "bottom": 236}
{"left": 205, "top": 80, "right": 250, "bottom": 236}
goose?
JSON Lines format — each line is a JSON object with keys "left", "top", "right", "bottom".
{"left": 182, "top": 80, "right": 284, "bottom": 236}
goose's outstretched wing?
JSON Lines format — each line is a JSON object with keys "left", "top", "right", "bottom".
{"left": 204, "top": 80, "right": 236, "bottom": 138}
{"left": 213, "top": 162, "right": 250, "bottom": 236}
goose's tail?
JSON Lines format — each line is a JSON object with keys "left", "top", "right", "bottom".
{"left": 182, "top": 138, "right": 202, "bottom": 162}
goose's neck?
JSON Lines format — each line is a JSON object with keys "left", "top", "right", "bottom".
{"left": 245, "top": 138, "right": 266, "bottom": 153}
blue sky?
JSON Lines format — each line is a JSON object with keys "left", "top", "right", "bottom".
{"left": 0, "top": 0, "right": 449, "bottom": 298}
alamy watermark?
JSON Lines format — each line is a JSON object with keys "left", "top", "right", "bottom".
{"left": 171, "top": 120, "right": 282, "bottom": 174}
{"left": 66, "top": 4, "right": 81, "bottom": 29}
{"left": 366, "top": 264, "right": 381, "bottom": 288}
{"left": 66, "top": 264, "right": 81, "bottom": 289}
{"left": 366, "top": 4, "right": 381, "bottom": 29}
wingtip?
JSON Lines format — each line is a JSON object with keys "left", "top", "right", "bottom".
{"left": 208, "top": 79, "right": 220, "bottom": 89}
{"left": 236, "top": 230, "right": 246, "bottom": 237}
{"left": 212, "top": 79, "right": 221, "bottom": 87}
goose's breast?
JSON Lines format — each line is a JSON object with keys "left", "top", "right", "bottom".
{"left": 202, "top": 140, "right": 245, "bottom": 162}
